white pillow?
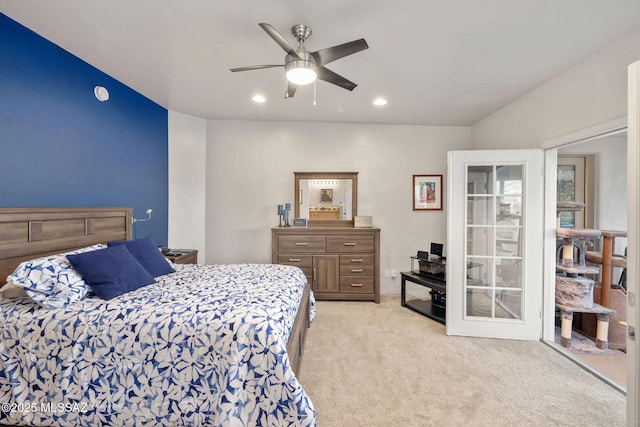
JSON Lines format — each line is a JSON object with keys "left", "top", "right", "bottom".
{"left": 6, "top": 244, "right": 106, "bottom": 308}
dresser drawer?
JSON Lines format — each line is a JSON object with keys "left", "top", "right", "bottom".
{"left": 339, "top": 254, "right": 374, "bottom": 275}
{"left": 276, "top": 255, "right": 312, "bottom": 279}
{"left": 339, "top": 277, "right": 374, "bottom": 293}
{"left": 277, "top": 254, "right": 313, "bottom": 267}
{"left": 326, "top": 235, "right": 374, "bottom": 253}
{"left": 278, "top": 235, "right": 326, "bottom": 253}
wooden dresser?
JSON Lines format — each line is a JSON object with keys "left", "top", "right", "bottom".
{"left": 272, "top": 227, "right": 381, "bottom": 303}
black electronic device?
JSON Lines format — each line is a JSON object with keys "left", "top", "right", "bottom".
{"left": 430, "top": 242, "right": 444, "bottom": 259}
{"left": 417, "top": 250, "right": 429, "bottom": 260}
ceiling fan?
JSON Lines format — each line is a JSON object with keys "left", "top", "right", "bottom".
{"left": 230, "top": 23, "right": 369, "bottom": 98}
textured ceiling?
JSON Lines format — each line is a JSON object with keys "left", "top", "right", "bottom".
{"left": 3, "top": 0, "right": 640, "bottom": 126}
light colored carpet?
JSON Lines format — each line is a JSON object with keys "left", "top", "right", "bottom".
{"left": 298, "top": 295, "right": 625, "bottom": 427}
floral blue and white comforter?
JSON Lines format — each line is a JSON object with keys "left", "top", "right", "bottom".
{"left": 0, "top": 263, "right": 316, "bottom": 426}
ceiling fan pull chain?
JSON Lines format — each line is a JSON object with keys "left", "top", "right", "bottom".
{"left": 313, "top": 80, "right": 317, "bottom": 106}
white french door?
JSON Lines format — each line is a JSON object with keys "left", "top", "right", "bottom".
{"left": 446, "top": 149, "right": 544, "bottom": 340}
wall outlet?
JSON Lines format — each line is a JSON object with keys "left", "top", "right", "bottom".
{"left": 384, "top": 269, "right": 390, "bottom": 278}
{"left": 391, "top": 269, "right": 397, "bottom": 278}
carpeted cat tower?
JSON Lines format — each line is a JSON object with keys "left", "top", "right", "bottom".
{"left": 555, "top": 202, "right": 614, "bottom": 354}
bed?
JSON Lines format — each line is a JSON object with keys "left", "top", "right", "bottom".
{"left": 0, "top": 207, "right": 316, "bottom": 426}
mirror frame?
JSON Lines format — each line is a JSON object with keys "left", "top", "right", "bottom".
{"left": 294, "top": 172, "right": 358, "bottom": 228}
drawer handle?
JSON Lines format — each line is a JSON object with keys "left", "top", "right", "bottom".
{"left": 288, "top": 258, "right": 301, "bottom": 262}
{"left": 351, "top": 258, "right": 363, "bottom": 263}
{"left": 351, "top": 268, "right": 363, "bottom": 273}
{"left": 343, "top": 242, "right": 356, "bottom": 246}
{"left": 350, "top": 283, "right": 364, "bottom": 287}
{"left": 295, "top": 242, "right": 309, "bottom": 246}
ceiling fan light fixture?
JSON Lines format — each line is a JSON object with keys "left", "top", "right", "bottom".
{"left": 231, "top": 23, "right": 368, "bottom": 97}
{"left": 286, "top": 61, "right": 317, "bottom": 86}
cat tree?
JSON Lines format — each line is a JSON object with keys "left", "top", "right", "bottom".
{"left": 555, "top": 202, "right": 614, "bottom": 354}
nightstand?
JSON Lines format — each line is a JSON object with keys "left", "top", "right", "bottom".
{"left": 164, "top": 249, "right": 198, "bottom": 264}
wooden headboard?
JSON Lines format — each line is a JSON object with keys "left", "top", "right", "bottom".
{"left": 0, "top": 207, "right": 132, "bottom": 282}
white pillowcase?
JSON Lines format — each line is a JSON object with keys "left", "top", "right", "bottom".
{"left": 6, "top": 244, "right": 106, "bottom": 308}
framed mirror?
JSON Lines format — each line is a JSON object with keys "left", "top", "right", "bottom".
{"left": 294, "top": 172, "right": 358, "bottom": 227}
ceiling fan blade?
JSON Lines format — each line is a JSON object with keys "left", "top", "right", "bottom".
{"left": 316, "top": 66, "right": 357, "bottom": 91}
{"left": 311, "top": 39, "right": 368, "bottom": 66}
{"left": 230, "top": 65, "right": 283, "bottom": 72}
{"left": 258, "top": 23, "right": 301, "bottom": 59}
{"left": 285, "top": 81, "right": 298, "bottom": 99}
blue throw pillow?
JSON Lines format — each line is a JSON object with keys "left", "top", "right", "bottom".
{"left": 67, "top": 245, "right": 155, "bottom": 300}
{"left": 108, "top": 236, "right": 175, "bottom": 277}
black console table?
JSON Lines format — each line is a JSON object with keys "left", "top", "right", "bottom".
{"left": 401, "top": 270, "right": 446, "bottom": 324}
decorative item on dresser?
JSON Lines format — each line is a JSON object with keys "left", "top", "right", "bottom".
{"left": 277, "top": 203, "right": 292, "bottom": 227}
{"left": 273, "top": 226, "right": 381, "bottom": 303}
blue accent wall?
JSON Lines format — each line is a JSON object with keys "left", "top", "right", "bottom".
{"left": 0, "top": 13, "right": 168, "bottom": 244}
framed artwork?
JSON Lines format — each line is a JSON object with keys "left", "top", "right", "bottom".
{"left": 413, "top": 174, "right": 443, "bottom": 210}
{"left": 320, "top": 188, "right": 333, "bottom": 202}
{"left": 292, "top": 218, "right": 308, "bottom": 228}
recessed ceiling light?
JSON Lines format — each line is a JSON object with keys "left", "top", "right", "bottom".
{"left": 373, "top": 97, "right": 387, "bottom": 106}
{"left": 252, "top": 94, "right": 266, "bottom": 103}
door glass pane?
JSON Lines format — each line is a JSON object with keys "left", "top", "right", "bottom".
{"left": 496, "top": 224, "right": 520, "bottom": 254}
{"left": 497, "top": 196, "right": 522, "bottom": 217}
{"left": 467, "top": 196, "right": 494, "bottom": 225}
{"left": 496, "top": 165, "right": 523, "bottom": 194}
{"left": 468, "top": 166, "right": 494, "bottom": 194}
{"left": 495, "top": 259, "right": 522, "bottom": 288}
{"left": 557, "top": 165, "right": 576, "bottom": 227}
{"left": 467, "top": 227, "right": 492, "bottom": 256}
{"left": 494, "top": 290, "right": 522, "bottom": 319}
{"left": 467, "top": 259, "right": 492, "bottom": 287}
{"left": 467, "top": 288, "right": 494, "bottom": 318}
{"left": 496, "top": 238, "right": 519, "bottom": 258}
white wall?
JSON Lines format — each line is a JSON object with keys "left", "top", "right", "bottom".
{"left": 168, "top": 111, "right": 207, "bottom": 262}
{"left": 472, "top": 28, "right": 640, "bottom": 149}
{"left": 205, "top": 120, "right": 470, "bottom": 294}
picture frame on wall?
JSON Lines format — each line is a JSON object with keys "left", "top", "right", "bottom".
{"left": 413, "top": 174, "right": 443, "bottom": 210}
